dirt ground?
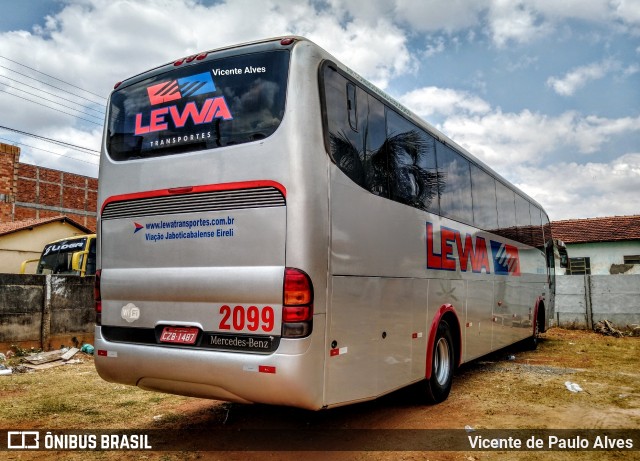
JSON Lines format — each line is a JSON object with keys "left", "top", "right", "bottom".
{"left": 1, "top": 328, "right": 638, "bottom": 460}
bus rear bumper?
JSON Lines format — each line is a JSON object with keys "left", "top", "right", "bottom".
{"left": 93, "top": 327, "right": 324, "bottom": 410}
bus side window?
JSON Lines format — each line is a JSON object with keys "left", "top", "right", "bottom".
{"left": 385, "top": 110, "right": 438, "bottom": 211}
{"left": 323, "top": 66, "right": 365, "bottom": 187}
{"left": 347, "top": 83, "right": 357, "bottom": 132}
{"left": 436, "top": 142, "right": 473, "bottom": 225}
{"left": 531, "top": 205, "right": 545, "bottom": 250}
{"left": 496, "top": 181, "right": 517, "bottom": 241}
{"left": 515, "top": 193, "right": 533, "bottom": 246}
{"left": 470, "top": 164, "right": 498, "bottom": 231}
{"left": 364, "top": 94, "right": 388, "bottom": 197}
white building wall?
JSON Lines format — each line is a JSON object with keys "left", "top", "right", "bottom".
{"left": 566, "top": 241, "right": 640, "bottom": 275}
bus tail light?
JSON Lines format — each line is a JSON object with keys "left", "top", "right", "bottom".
{"left": 94, "top": 269, "right": 102, "bottom": 326}
{"left": 282, "top": 268, "right": 313, "bottom": 338}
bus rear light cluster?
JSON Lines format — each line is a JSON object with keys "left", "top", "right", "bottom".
{"left": 282, "top": 268, "right": 313, "bottom": 338}
{"left": 94, "top": 269, "right": 102, "bottom": 326}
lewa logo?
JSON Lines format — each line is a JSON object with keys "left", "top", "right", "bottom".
{"left": 490, "top": 241, "right": 521, "bottom": 276}
{"left": 147, "top": 72, "right": 216, "bottom": 105}
{"left": 134, "top": 71, "right": 233, "bottom": 135}
{"left": 426, "top": 222, "right": 521, "bottom": 276}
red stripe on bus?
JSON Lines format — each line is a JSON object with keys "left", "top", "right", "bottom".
{"left": 101, "top": 180, "right": 287, "bottom": 213}
{"left": 425, "top": 304, "right": 462, "bottom": 380}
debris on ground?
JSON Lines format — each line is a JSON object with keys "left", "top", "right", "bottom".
{"left": 9, "top": 344, "right": 42, "bottom": 357}
{"left": 19, "top": 347, "right": 82, "bottom": 371}
{"left": 11, "top": 365, "right": 32, "bottom": 374}
{"left": 80, "top": 344, "right": 95, "bottom": 355}
{"left": 24, "top": 349, "right": 68, "bottom": 365}
{"left": 594, "top": 320, "right": 624, "bottom": 337}
{"left": 565, "top": 381, "right": 583, "bottom": 393}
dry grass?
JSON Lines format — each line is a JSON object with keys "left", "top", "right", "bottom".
{"left": 0, "top": 328, "right": 638, "bottom": 461}
{"left": 0, "top": 360, "right": 193, "bottom": 429}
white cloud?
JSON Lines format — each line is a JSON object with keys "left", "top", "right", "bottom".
{"left": 423, "top": 36, "right": 446, "bottom": 58}
{"left": 487, "top": 0, "right": 553, "bottom": 47}
{"left": 399, "top": 87, "right": 491, "bottom": 117}
{"left": 327, "top": 0, "right": 489, "bottom": 33}
{"left": 0, "top": 0, "right": 415, "bottom": 178}
{"left": 547, "top": 59, "right": 619, "bottom": 96}
{"left": 398, "top": 79, "right": 640, "bottom": 219}
{"left": 303, "top": 17, "right": 415, "bottom": 89}
{"left": 0, "top": 0, "right": 638, "bottom": 221}
{"left": 612, "top": 0, "right": 640, "bottom": 28}
{"left": 400, "top": 83, "right": 639, "bottom": 166}
{"left": 522, "top": 0, "right": 613, "bottom": 23}
{"left": 0, "top": 0, "right": 415, "bottom": 98}
{"left": 439, "top": 109, "right": 640, "bottom": 168}
{"left": 394, "top": 0, "right": 489, "bottom": 33}
{"left": 623, "top": 64, "right": 640, "bottom": 77}
{"left": 514, "top": 153, "right": 640, "bottom": 220}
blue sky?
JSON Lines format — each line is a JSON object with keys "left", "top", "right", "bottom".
{"left": 0, "top": 0, "right": 638, "bottom": 220}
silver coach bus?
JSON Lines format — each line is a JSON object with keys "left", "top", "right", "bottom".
{"left": 95, "top": 36, "right": 560, "bottom": 410}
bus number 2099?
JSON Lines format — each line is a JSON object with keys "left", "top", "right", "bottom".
{"left": 219, "top": 305, "right": 275, "bottom": 333}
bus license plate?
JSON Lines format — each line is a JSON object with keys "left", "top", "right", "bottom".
{"left": 160, "top": 327, "right": 199, "bottom": 345}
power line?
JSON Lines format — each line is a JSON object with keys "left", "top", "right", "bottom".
{"left": 0, "top": 55, "right": 107, "bottom": 101}
{"left": 0, "top": 74, "right": 105, "bottom": 115}
{"left": 0, "top": 88, "right": 103, "bottom": 126}
{"left": 0, "top": 136, "right": 99, "bottom": 166}
{"left": 0, "top": 124, "right": 100, "bottom": 155}
{"left": 0, "top": 80, "right": 104, "bottom": 122}
{"left": 0, "top": 64, "right": 106, "bottom": 108}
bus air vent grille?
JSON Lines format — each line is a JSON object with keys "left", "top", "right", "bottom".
{"left": 101, "top": 186, "right": 285, "bottom": 220}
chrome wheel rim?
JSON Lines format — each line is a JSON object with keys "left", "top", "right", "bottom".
{"left": 434, "top": 337, "right": 451, "bottom": 386}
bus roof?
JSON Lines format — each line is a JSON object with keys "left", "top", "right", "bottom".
{"left": 43, "top": 233, "right": 95, "bottom": 245}
{"left": 109, "top": 36, "right": 547, "bottom": 215}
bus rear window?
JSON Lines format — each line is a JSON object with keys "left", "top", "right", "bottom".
{"left": 107, "top": 50, "right": 289, "bottom": 160}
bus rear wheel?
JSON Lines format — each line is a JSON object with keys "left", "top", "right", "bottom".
{"left": 423, "top": 320, "right": 454, "bottom": 404}
{"left": 526, "top": 315, "right": 541, "bottom": 351}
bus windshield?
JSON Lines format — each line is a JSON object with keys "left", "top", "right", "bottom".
{"left": 107, "top": 50, "right": 290, "bottom": 161}
{"left": 37, "top": 237, "right": 88, "bottom": 275}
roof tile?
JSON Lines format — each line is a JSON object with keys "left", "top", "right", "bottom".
{"left": 0, "top": 216, "right": 91, "bottom": 236}
{"left": 551, "top": 215, "right": 640, "bottom": 244}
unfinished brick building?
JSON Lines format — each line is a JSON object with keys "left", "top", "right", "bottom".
{"left": 0, "top": 142, "right": 97, "bottom": 231}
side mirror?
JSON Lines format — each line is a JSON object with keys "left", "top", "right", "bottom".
{"left": 71, "top": 251, "right": 88, "bottom": 275}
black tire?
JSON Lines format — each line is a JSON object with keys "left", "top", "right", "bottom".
{"left": 526, "top": 315, "right": 541, "bottom": 351}
{"left": 423, "top": 320, "right": 455, "bottom": 404}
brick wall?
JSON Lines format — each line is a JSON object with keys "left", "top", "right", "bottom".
{"left": 0, "top": 143, "right": 19, "bottom": 222}
{"left": 0, "top": 143, "right": 97, "bottom": 231}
